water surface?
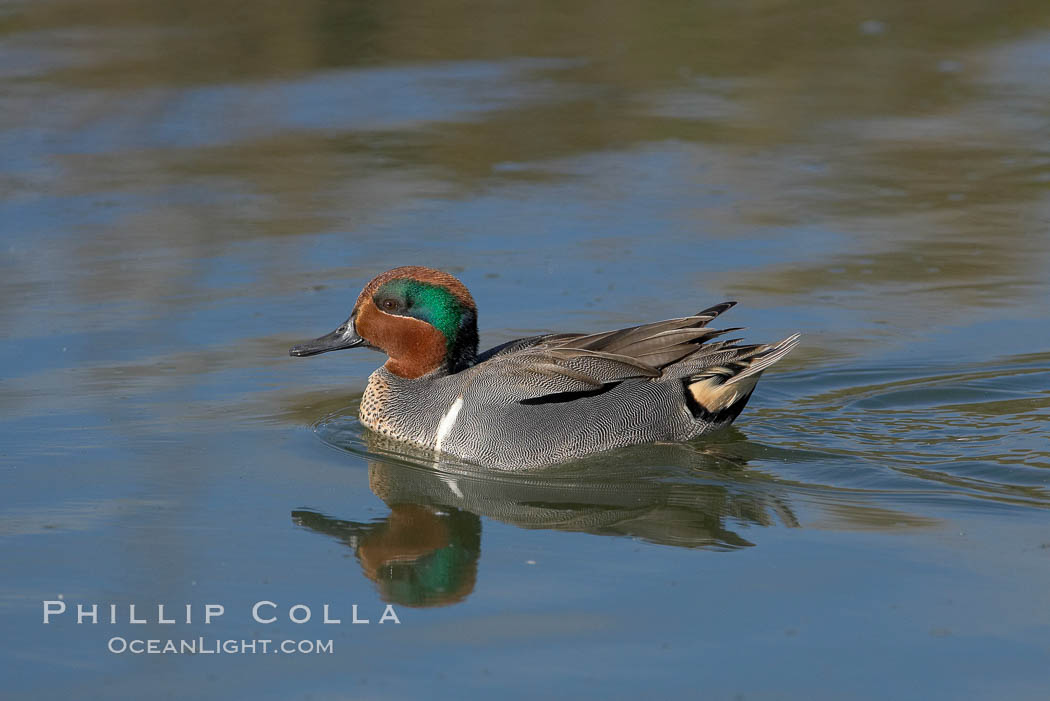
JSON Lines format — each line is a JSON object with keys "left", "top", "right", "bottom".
{"left": 2, "top": 1, "right": 1050, "bottom": 699}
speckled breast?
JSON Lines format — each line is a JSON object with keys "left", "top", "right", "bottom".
{"left": 358, "top": 368, "right": 450, "bottom": 449}
{"left": 359, "top": 370, "right": 399, "bottom": 438}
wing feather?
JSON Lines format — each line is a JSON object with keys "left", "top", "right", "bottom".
{"left": 470, "top": 302, "right": 796, "bottom": 405}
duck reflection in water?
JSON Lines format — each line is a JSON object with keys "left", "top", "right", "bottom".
{"left": 292, "top": 503, "right": 480, "bottom": 608}
{"left": 292, "top": 430, "right": 799, "bottom": 607}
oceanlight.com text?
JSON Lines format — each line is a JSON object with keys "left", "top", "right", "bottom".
{"left": 107, "top": 637, "right": 334, "bottom": 655}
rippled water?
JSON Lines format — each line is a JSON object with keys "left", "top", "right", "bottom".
{"left": 3, "top": 1, "right": 1050, "bottom": 699}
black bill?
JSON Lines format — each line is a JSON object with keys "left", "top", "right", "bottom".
{"left": 289, "top": 319, "right": 366, "bottom": 357}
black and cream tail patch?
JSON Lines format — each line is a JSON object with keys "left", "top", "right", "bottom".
{"left": 685, "top": 333, "right": 800, "bottom": 417}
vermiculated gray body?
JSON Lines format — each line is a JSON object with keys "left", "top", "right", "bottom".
{"left": 361, "top": 366, "right": 714, "bottom": 469}
{"left": 359, "top": 312, "right": 799, "bottom": 470}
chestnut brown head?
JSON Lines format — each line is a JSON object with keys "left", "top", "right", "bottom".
{"left": 290, "top": 266, "right": 478, "bottom": 379}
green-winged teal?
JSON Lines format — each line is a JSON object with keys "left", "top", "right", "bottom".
{"left": 290, "top": 266, "right": 799, "bottom": 470}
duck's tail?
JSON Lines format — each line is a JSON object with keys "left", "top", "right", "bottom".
{"left": 683, "top": 333, "right": 800, "bottom": 421}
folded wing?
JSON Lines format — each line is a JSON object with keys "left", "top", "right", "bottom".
{"left": 475, "top": 302, "right": 800, "bottom": 404}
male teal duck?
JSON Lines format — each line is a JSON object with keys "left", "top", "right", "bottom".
{"left": 290, "top": 266, "right": 799, "bottom": 470}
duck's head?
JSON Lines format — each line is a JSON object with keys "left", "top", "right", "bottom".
{"left": 289, "top": 266, "right": 479, "bottom": 379}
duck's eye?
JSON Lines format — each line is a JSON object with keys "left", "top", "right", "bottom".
{"left": 381, "top": 298, "right": 398, "bottom": 312}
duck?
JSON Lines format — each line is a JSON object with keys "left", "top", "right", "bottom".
{"left": 290, "top": 266, "right": 799, "bottom": 470}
